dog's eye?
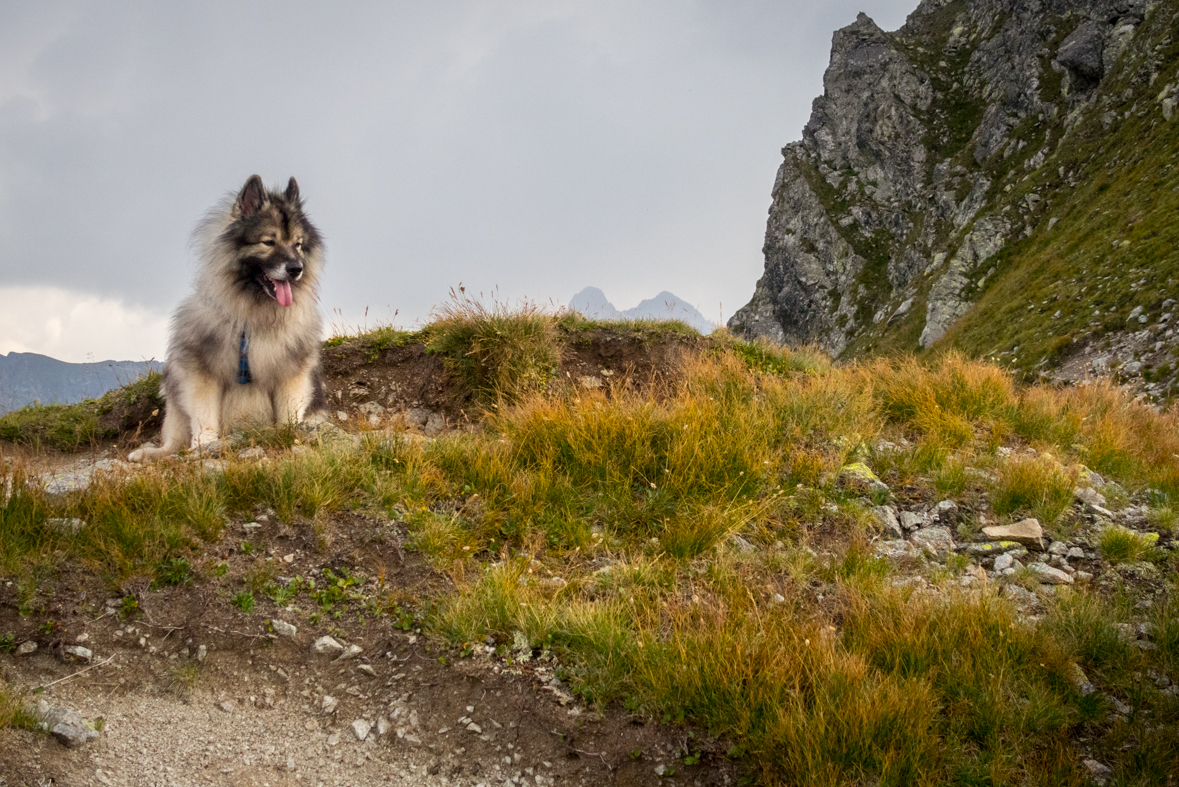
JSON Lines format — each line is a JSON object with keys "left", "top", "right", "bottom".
{"left": 294, "top": 241, "right": 303, "bottom": 250}
{"left": 261, "top": 239, "right": 276, "bottom": 247}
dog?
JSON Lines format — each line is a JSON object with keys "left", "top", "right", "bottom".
{"left": 129, "top": 175, "right": 326, "bottom": 462}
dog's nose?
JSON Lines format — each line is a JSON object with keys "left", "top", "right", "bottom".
{"left": 286, "top": 261, "right": 303, "bottom": 280}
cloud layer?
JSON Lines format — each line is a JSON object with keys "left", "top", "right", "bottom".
{"left": 0, "top": 0, "right": 915, "bottom": 359}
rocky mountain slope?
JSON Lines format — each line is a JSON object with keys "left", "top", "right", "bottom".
{"left": 568, "top": 287, "right": 715, "bottom": 334}
{"left": 730, "top": 0, "right": 1179, "bottom": 399}
{"left": 0, "top": 352, "right": 160, "bottom": 414}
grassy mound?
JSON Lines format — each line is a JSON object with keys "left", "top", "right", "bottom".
{"left": 3, "top": 311, "right": 1179, "bottom": 784}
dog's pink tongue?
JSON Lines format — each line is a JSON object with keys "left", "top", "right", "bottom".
{"left": 275, "top": 280, "right": 293, "bottom": 307}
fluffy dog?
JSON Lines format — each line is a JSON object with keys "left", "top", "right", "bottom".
{"left": 129, "top": 175, "right": 325, "bottom": 462}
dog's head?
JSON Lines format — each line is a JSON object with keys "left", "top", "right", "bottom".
{"left": 220, "top": 175, "right": 323, "bottom": 307}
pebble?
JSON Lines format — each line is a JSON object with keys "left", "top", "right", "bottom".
{"left": 271, "top": 619, "right": 297, "bottom": 639}
{"left": 62, "top": 645, "right": 93, "bottom": 663}
{"left": 311, "top": 636, "right": 345, "bottom": 659}
{"left": 898, "top": 511, "right": 924, "bottom": 531}
{"left": 1047, "top": 541, "right": 1069, "bottom": 556}
{"left": 351, "top": 719, "right": 372, "bottom": 741}
{"left": 993, "top": 552, "right": 1015, "bottom": 572}
{"left": 336, "top": 644, "right": 363, "bottom": 662}
{"left": 16, "top": 641, "right": 37, "bottom": 656}
{"left": 1028, "top": 562, "right": 1074, "bottom": 585}
{"left": 322, "top": 696, "right": 339, "bottom": 714}
{"left": 36, "top": 701, "right": 100, "bottom": 748}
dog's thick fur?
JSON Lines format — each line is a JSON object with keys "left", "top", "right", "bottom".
{"left": 129, "top": 175, "right": 325, "bottom": 462}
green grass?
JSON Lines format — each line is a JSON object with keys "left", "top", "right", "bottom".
{"left": 1098, "top": 526, "right": 1155, "bottom": 564}
{"left": 0, "top": 371, "right": 162, "bottom": 451}
{"left": 5, "top": 330, "right": 1179, "bottom": 783}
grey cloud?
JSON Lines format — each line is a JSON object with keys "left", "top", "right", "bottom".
{"left": 0, "top": 0, "right": 916, "bottom": 348}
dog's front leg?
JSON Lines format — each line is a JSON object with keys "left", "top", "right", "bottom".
{"left": 273, "top": 370, "right": 316, "bottom": 426}
{"left": 176, "top": 372, "right": 223, "bottom": 451}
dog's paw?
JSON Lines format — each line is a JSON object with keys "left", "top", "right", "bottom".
{"left": 128, "top": 443, "right": 159, "bottom": 463}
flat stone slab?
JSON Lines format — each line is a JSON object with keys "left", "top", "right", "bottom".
{"left": 982, "top": 519, "right": 1043, "bottom": 548}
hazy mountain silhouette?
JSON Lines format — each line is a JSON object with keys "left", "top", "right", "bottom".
{"left": 568, "top": 287, "right": 714, "bottom": 334}
{"left": 0, "top": 352, "right": 160, "bottom": 414}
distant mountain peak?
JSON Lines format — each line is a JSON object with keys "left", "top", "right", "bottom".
{"left": 568, "top": 288, "right": 713, "bottom": 334}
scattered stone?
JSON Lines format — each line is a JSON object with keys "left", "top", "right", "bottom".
{"left": 1089, "top": 504, "right": 1115, "bottom": 520}
{"left": 61, "top": 645, "right": 93, "bottom": 663}
{"left": 197, "top": 644, "right": 208, "bottom": 662}
{"left": 993, "top": 552, "right": 1016, "bottom": 572}
{"left": 1074, "top": 487, "right": 1107, "bottom": 508}
{"left": 16, "top": 641, "right": 37, "bottom": 656}
{"left": 898, "top": 511, "right": 924, "bottom": 531}
{"left": 321, "top": 695, "right": 339, "bottom": 715}
{"left": 357, "top": 663, "right": 377, "bottom": 677}
{"left": 1069, "top": 663, "right": 1096, "bottom": 696}
{"left": 1047, "top": 541, "right": 1069, "bottom": 556}
{"left": 727, "top": 534, "right": 756, "bottom": 554}
{"left": 237, "top": 446, "right": 266, "bottom": 460}
{"left": 36, "top": 701, "right": 100, "bottom": 748}
{"left": 311, "top": 635, "right": 345, "bottom": 659}
{"left": 838, "top": 463, "right": 889, "bottom": 494}
{"left": 963, "top": 541, "right": 1022, "bottom": 556}
{"left": 1067, "top": 547, "right": 1085, "bottom": 559}
{"left": 982, "top": 519, "right": 1043, "bottom": 548}
{"left": 1075, "top": 570, "right": 1093, "bottom": 582}
{"left": 933, "top": 500, "right": 958, "bottom": 522}
{"left": 351, "top": 719, "right": 372, "bottom": 741}
{"left": 872, "top": 506, "right": 903, "bottom": 538}
{"left": 1028, "top": 562, "right": 1074, "bottom": 585}
{"left": 219, "top": 700, "right": 236, "bottom": 713}
{"left": 46, "top": 517, "right": 87, "bottom": 534}
{"left": 1082, "top": 759, "right": 1112, "bottom": 786}
{"left": 336, "top": 644, "right": 363, "bottom": 662}
{"left": 910, "top": 526, "right": 954, "bottom": 557}
{"left": 466, "top": 721, "right": 483, "bottom": 734}
{"left": 270, "top": 619, "right": 297, "bottom": 639}
{"left": 874, "top": 540, "right": 919, "bottom": 559}
{"left": 1002, "top": 584, "right": 1039, "bottom": 608}
{"left": 377, "top": 716, "right": 391, "bottom": 736}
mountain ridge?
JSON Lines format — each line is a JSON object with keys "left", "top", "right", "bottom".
{"left": 0, "top": 351, "right": 161, "bottom": 414}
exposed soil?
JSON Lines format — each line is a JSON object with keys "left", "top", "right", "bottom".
{"left": 0, "top": 496, "right": 740, "bottom": 787}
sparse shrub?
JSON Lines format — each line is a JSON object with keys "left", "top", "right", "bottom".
{"left": 1098, "top": 526, "right": 1151, "bottom": 564}
{"left": 990, "top": 455, "right": 1076, "bottom": 525}
{"left": 426, "top": 291, "right": 562, "bottom": 403}
{"left": 155, "top": 557, "right": 192, "bottom": 587}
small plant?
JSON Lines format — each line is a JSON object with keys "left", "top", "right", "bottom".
{"left": 119, "top": 595, "right": 140, "bottom": 620}
{"left": 240, "top": 541, "right": 254, "bottom": 556}
{"left": 211, "top": 561, "right": 229, "bottom": 577}
{"left": 1098, "top": 526, "right": 1152, "bottom": 564}
{"left": 231, "top": 591, "right": 255, "bottom": 613}
{"left": 0, "top": 633, "right": 16, "bottom": 653}
{"left": 309, "top": 568, "right": 361, "bottom": 613}
{"left": 155, "top": 557, "right": 193, "bottom": 587}
{"left": 267, "top": 576, "right": 306, "bottom": 607}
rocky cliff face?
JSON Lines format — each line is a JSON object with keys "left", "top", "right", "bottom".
{"left": 731, "top": 0, "right": 1179, "bottom": 399}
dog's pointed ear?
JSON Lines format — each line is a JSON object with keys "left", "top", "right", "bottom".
{"left": 285, "top": 177, "right": 300, "bottom": 203}
{"left": 235, "top": 175, "right": 266, "bottom": 218}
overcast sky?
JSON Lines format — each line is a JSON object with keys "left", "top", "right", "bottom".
{"left": 0, "top": 0, "right": 915, "bottom": 363}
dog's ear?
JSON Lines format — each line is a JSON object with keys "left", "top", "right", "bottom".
{"left": 285, "top": 177, "right": 300, "bottom": 204}
{"left": 235, "top": 175, "right": 266, "bottom": 218}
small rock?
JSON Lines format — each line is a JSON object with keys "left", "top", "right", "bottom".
{"left": 16, "top": 641, "right": 37, "bottom": 656}
{"left": 46, "top": 517, "right": 87, "bottom": 534}
{"left": 993, "top": 552, "right": 1015, "bottom": 572}
{"left": 727, "top": 534, "right": 756, "bottom": 554}
{"left": 321, "top": 695, "right": 339, "bottom": 714}
{"left": 271, "top": 619, "right": 297, "bottom": 639}
{"left": 838, "top": 463, "right": 889, "bottom": 495}
{"left": 1047, "top": 541, "right": 1069, "bottom": 556}
{"left": 1002, "top": 584, "right": 1039, "bottom": 608}
{"left": 1067, "top": 547, "right": 1085, "bottom": 559}
{"left": 1082, "top": 759, "right": 1112, "bottom": 786}
{"left": 466, "top": 722, "right": 483, "bottom": 734}
{"left": 1075, "top": 570, "right": 1093, "bottom": 582}
{"left": 238, "top": 446, "right": 266, "bottom": 460}
{"left": 197, "top": 644, "right": 208, "bottom": 662}
{"left": 36, "top": 702, "right": 100, "bottom": 749}
{"left": 327, "top": 732, "right": 341, "bottom": 746}
{"left": 933, "top": 500, "right": 958, "bottom": 521}
{"left": 872, "top": 506, "right": 903, "bottom": 538}
{"left": 219, "top": 700, "right": 236, "bottom": 713}
{"left": 1028, "top": 562, "right": 1074, "bottom": 585}
{"left": 357, "top": 664, "right": 377, "bottom": 677}
{"left": 311, "top": 636, "right": 345, "bottom": 659}
{"left": 982, "top": 519, "right": 1043, "bottom": 548}
{"left": 1089, "top": 504, "right": 1114, "bottom": 520}
{"left": 1069, "top": 663, "right": 1095, "bottom": 696}
{"left": 898, "top": 511, "right": 924, "bottom": 531}
{"left": 61, "top": 645, "right": 93, "bottom": 663}
{"left": 351, "top": 719, "right": 372, "bottom": 741}
{"left": 1074, "top": 487, "right": 1107, "bottom": 508}
{"left": 377, "top": 716, "right": 391, "bottom": 736}
{"left": 910, "top": 526, "right": 954, "bottom": 558}
{"left": 874, "top": 539, "right": 919, "bottom": 559}
{"left": 336, "top": 644, "right": 363, "bottom": 662}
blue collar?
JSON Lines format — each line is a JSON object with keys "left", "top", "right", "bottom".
{"left": 238, "top": 328, "right": 251, "bottom": 384}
